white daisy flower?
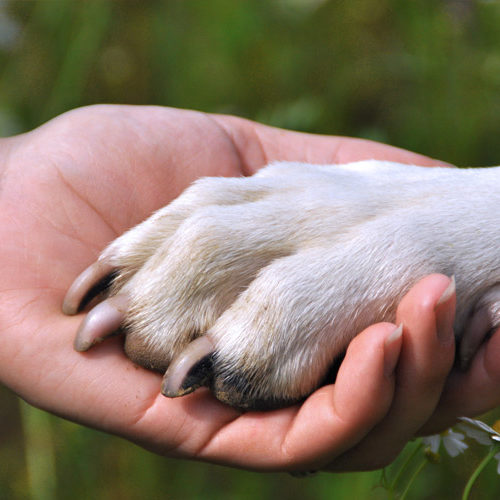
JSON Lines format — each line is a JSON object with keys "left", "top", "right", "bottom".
{"left": 422, "top": 428, "right": 468, "bottom": 458}
{"left": 457, "top": 417, "right": 500, "bottom": 475}
{"left": 457, "top": 417, "right": 500, "bottom": 444}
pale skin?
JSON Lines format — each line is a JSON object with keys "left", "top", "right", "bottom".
{"left": 1, "top": 105, "right": 499, "bottom": 473}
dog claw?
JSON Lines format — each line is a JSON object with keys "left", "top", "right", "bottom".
{"left": 161, "top": 336, "right": 214, "bottom": 398}
{"left": 74, "top": 295, "right": 129, "bottom": 351}
{"left": 63, "top": 260, "right": 116, "bottom": 315}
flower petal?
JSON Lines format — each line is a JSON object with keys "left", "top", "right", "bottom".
{"left": 443, "top": 431, "right": 468, "bottom": 457}
{"left": 494, "top": 452, "right": 500, "bottom": 475}
{"left": 456, "top": 424, "right": 493, "bottom": 446}
{"left": 458, "top": 417, "right": 498, "bottom": 435}
{"left": 422, "top": 435, "right": 441, "bottom": 454}
{"left": 456, "top": 417, "right": 500, "bottom": 445}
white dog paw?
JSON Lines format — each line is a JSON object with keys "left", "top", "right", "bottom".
{"left": 63, "top": 161, "right": 500, "bottom": 410}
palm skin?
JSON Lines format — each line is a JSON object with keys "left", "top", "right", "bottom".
{"left": 1, "top": 105, "right": 499, "bottom": 472}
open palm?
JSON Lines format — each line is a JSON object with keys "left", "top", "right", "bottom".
{"left": 1, "top": 105, "right": 497, "bottom": 472}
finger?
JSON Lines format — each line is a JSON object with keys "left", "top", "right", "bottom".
{"left": 458, "top": 285, "right": 500, "bottom": 368}
{"left": 213, "top": 115, "right": 453, "bottom": 173}
{"left": 420, "top": 323, "right": 500, "bottom": 434}
{"left": 183, "top": 322, "right": 402, "bottom": 471}
{"left": 327, "top": 274, "right": 456, "bottom": 471}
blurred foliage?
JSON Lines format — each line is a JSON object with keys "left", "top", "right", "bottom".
{"left": 2, "top": 0, "right": 500, "bottom": 165}
{"left": 2, "top": 0, "right": 500, "bottom": 499}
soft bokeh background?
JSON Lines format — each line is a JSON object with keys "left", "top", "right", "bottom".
{"left": 1, "top": 1, "right": 500, "bottom": 499}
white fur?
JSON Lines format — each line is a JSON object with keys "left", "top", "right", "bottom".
{"left": 98, "top": 161, "right": 500, "bottom": 403}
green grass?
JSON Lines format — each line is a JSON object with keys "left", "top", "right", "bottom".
{"left": 2, "top": 1, "right": 500, "bottom": 498}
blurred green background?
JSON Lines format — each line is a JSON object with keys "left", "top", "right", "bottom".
{"left": 2, "top": 1, "right": 500, "bottom": 499}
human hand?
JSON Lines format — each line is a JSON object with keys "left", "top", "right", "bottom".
{"left": 0, "top": 105, "right": 497, "bottom": 472}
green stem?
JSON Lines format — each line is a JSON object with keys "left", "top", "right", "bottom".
{"left": 462, "top": 447, "right": 497, "bottom": 500}
{"left": 379, "top": 468, "right": 389, "bottom": 490}
{"left": 389, "top": 442, "right": 423, "bottom": 492}
{"left": 400, "top": 459, "right": 427, "bottom": 500}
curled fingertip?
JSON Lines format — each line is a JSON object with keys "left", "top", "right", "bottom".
{"left": 384, "top": 323, "right": 403, "bottom": 377}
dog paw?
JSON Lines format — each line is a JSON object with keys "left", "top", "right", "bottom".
{"left": 63, "top": 161, "right": 500, "bottom": 410}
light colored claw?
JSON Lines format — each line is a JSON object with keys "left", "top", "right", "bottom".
{"left": 74, "top": 294, "right": 129, "bottom": 352}
{"left": 162, "top": 336, "right": 214, "bottom": 398}
{"left": 62, "top": 260, "right": 116, "bottom": 315}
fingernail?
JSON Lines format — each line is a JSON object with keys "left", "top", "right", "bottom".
{"left": 384, "top": 323, "right": 403, "bottom": 376}
{"left": 434, "top": 276, "right": 456, "bottom": 344}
